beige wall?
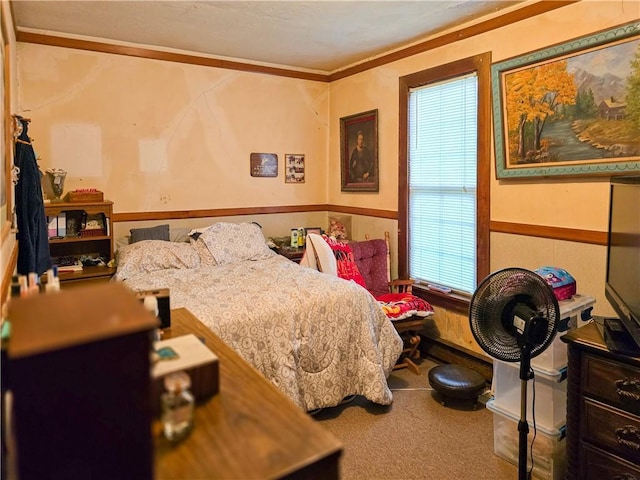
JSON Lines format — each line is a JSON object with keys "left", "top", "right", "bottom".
{"left": 17, "top": 44, "right": 329, "bottom": 213}
{"left": 10, "top": 1, "right": 639, "bottom": 353}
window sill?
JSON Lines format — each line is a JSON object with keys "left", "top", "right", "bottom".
{"left": 413, "top": 285, "right": 470, "bottom": 316}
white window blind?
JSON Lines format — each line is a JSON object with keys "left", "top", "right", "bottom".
{"left": 408, "top": 73, "right": 478, "bottom": 294}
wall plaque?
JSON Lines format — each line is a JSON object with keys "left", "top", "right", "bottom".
{"left": 250, "top": 153, "right": 278, "bottom": 177}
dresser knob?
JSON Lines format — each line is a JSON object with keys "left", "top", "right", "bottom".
{"left": 615, "top": 378, "right": 640, "bottom": 402}
{"left": 615, "top": 425, "right": 640, "bottom": 451}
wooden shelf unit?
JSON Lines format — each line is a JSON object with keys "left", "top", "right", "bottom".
{"left": 44, "top": 200, "right": 115, "bottom": 285}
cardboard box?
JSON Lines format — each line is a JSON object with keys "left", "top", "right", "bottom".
{"left": 150, "top": 334, "right": 219, "bottom": 416}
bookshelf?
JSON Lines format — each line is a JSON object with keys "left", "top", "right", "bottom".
{"left": 44, "top": 200, "right": 116, "bottom": 285}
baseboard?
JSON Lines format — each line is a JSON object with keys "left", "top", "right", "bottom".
{"left": 419, "top": 335, "right": 493, "bottom": 382}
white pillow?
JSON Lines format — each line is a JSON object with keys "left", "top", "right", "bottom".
{"left": 170, "top": 227, "right": 192, "bottom": 243}
{"left": 306, "top": 233, "right": 338, "bottom": 276}
{"left": 199, "top": 222, "right": 275, "bottom": 265}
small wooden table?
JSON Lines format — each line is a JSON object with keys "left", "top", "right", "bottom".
{"left": 155, "top": 308, "right": 343, "bottom": 479}
{"left": 275, "top": 246, "right": 305, "bottom": 263}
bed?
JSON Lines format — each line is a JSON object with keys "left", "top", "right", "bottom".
{"left": 113, "top": 222, "right": 403, "bottom": 412}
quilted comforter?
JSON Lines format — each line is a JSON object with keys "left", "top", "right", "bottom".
{"left": 118, "top": 253, "right": 403, "bottom": 412}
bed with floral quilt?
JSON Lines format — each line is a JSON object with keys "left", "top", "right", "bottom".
{"left": 113, "top": 222, "right": 403, "bottom": 412}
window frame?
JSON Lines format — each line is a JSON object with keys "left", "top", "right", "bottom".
{"left": 398, "top": 53, "right": 491, "bottom": 314}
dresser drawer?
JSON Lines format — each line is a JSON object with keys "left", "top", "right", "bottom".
{"left": 582, "top": 443, "right": 640, "bottom": 480}
{"left": 584, "top": 399, "right": 640, "bottom": 464}
{"left": 583, "top": 353, "right": 640, "bottom": 415}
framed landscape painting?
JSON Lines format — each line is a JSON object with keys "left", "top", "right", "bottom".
{"left": 492, "top": 21, "right": 640, "bottom": 179}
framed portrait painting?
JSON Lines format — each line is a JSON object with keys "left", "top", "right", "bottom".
{"left": 492, "top": 21, "right": 640, "bottom": 179}
{"left": 340, "top": 109, "right": 378, "bottom": 192}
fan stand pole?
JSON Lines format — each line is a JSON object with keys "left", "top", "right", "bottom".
{"left": 518, "top": 344, "right": 532, "bottom": 480}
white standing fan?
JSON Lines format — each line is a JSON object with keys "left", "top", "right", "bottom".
{"left": 469, "top": 268, "right": 560, "bottom": 480}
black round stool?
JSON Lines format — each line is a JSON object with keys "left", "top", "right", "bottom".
{"left": 428, "top": 364, "right": 486, "bottom": 409}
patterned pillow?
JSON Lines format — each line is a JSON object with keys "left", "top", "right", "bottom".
{"left": 114, "top": 240, "right": 200, "bottom": 280}
{"left": 199, "top": 222, "right": 275, "bottom": 265}
{"left": 322, "top": 235, "right": 367, "bottom": 289}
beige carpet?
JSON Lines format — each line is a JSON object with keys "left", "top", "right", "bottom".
{"left": 314, "top": 358, "right": 519, "bottom": 480}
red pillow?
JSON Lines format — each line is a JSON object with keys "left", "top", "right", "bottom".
{"left": 322, "top": 235, "right": 367, "bottom": 289}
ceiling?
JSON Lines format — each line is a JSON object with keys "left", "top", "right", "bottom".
{"left": 11, "top": 0, "right": 525, "bottom": 73}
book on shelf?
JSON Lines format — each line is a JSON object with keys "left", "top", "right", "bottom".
{"left": 46, "top": 213, "right": 66, "bottom": 239}
{"left": 53, "top": 257, "right": 83, "bottom": 273}
{"left": 56, "top": 263, "right": 83, "bottom": 273}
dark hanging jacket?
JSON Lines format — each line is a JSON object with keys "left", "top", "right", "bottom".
{"left": 14, "top": 117, "right": 52, "bottom": 275}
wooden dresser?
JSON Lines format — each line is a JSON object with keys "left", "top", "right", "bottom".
{"left": 155, "top": 308, "right": 343, "bottom": 479}
{"left": 562, "top": 322, "right": 640, "bottom": 479}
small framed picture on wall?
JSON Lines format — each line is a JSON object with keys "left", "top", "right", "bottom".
{"left": 285, "top": 154, "right": 305, "bottom": 183}
{"left": 305, "top": 227, "right": 322, "bottom": 236}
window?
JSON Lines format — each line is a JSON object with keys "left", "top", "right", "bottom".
{"left": 398, "top": 54, "right": 491, "bottom": 308}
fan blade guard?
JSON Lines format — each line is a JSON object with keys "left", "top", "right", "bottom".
{"left": 469, "top": 267, "right": 560, "bottom": 362}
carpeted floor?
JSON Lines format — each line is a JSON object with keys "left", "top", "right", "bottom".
{"left": 313, "top": 358, "right": 519, "bottom": 480}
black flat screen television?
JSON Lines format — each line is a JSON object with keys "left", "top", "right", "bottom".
{"left": 604, "top": 175, "right": 640, "bottom": 353}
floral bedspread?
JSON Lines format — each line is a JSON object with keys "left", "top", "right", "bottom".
{"left": 118, "top": 255, "right": 403, "bottom": 411}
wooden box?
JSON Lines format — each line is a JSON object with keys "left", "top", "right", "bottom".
{"left": 66, "top": 190, "right": 104, "bottom": 202}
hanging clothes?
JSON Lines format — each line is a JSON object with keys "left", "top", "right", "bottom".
{"left": 14, "top": 116, "right": 51, "bottom": 275}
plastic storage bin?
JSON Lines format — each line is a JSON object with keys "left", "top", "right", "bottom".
{"left": 487, "top": 399, "right": 566, "bottom": 480}
{"left": 491, "top": 360, "right": 567, "bottom": 431}
{"left": 531, "top": 294, "right": 595, "bottom": 375}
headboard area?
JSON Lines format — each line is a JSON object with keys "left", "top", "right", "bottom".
{"left": 113, "top": 212, "right": 331, "bottom": 251}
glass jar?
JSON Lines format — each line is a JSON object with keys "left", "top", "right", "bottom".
{"left": 161, "top": 371, "right": 194, "bottom": 442}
